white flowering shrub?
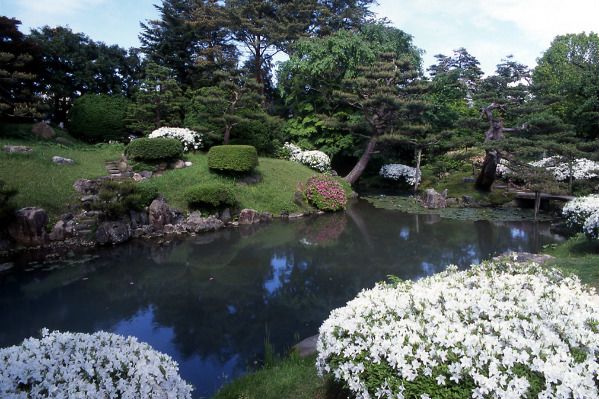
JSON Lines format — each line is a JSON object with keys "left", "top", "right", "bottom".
{"left": 379, "top": 164, "right": 421, "bottom": 186}
{"left": 562, "top": 194, "right": 599, "bottom": 230}
{"left": 282, "top": 142, "right": 331, "bottom": 172}
{"left": 0, "top": 329, "right": 193, "bottom": 398}
{"left": 495, "top": 159, "right": 512, "bottom": 178}
{"left": 149, "top": 127, "right": 203, "bottom": 152}
{"left": 530, "top": 156, "right": 599, "bottom": 181}
{"left": 317, "top": 261, "right": 599, "bottom": 399}
{"left": 583, "top": 211, "right": 599, "bottom": 239}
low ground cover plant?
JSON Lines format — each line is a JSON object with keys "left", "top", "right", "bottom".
{"left": 207, "top": 145, "right": 258, "bottom": 173}
{"left": 317, "top": 260, "right": 599, "bottom": 399}
{"left": 0, "top": 329, "right": 193, "bottom": 398}
{"left": 185, "top": 183, "right": 236, "bottom": 210}
{"left": 126, "top": 137, "right": 183, "bottom": 162}
{"left": 305, "top": 175, "right": 347, "bottom": 212}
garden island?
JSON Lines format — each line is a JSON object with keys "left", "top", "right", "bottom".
{"left": 0, "top": 1, "right": 598, "bottom": 398}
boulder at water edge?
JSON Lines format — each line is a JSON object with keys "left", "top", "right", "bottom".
{"left": 95, "top": 221, "right": 131, "bottom": 244}
{"left": 422, "top": 188, "right": 447, "bottom": 209}
{"left": 149, "top": 198, "right": 173, "bottom": 230}
{"left": 8, "top": 207, "right": 49, "bottom": 247}
{"left": 238, "top": 208, "right": 260, "bottom": 224}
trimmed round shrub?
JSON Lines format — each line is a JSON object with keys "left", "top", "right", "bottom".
{"left": 317, "top": 260, "right": 599, "bottom": 399}
{"left": 305, "top": 175, "right": 347, "bottom": 212}
{"left": 68, "top": 94, "right": 130, "bottom": 142}
{"left": 0, "top": 329, "right": 193, "bottom": 398}
{"left": 185, "top": 183, "right": 236, "bottom": 209}
{"left": 125, "top": 137, "right": 183, "bottom": 162}
{"left": 207, "top": 145, "right": 258, "bottom": 173}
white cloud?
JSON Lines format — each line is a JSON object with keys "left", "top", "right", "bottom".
{"left": 374, "top": 0, "right": 599, "bottom": 74}
{"left": 16, "top": 0, "right": 107, "bottom": 16}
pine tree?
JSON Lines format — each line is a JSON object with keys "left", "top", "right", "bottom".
{"left": 335, "top": 52, "right": 421, "bottom": 184}
{"left": 126, "top": 62, "right": 185, "bottom": 134}
{"left": 186, "top": 69, "right": 262, "bottom": 144}
{"left": 0, "top": 17, "right": 43, "bottom": 119}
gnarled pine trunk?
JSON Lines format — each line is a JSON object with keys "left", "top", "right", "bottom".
{"left": 344, "top": 135, "right": 378, "bottom": 185}
{"left": 475, "top": 149, "right": 500, "bottom": 191}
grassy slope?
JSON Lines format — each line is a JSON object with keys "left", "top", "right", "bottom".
{"left": 144, "top": 152, "right": 318, "bottom": 215}
{"left": 543, "top": 233, "right": 599, "bottom": 289}
{"left": 1, "top": 127, "right": 320, "bottom": 218}
{"left": 213, "top": 355, "right": 328, "bottom": 399}
{"left": 0, "top": 137, "right": 123, "bottom": 218}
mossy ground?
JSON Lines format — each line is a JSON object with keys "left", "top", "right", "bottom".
{"left": 543, "top": 233, "right": 599, "bottom": 289}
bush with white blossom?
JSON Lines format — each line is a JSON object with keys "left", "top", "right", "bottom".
{"left": 583, "top": 211, "right": 599, "bottom": 239}
{"left": 149, "top": 127, "right": 203, "bottom": 152}
{"left": 317, "top": 260, "right": 599, "bottom": 399}
{"left": 282, "top": 142, "right": 331, "bottom": 172}
{"left": 379, "top": 164, "right": 421, "bottom": 186}
{"left": 0, "top": 329, "right": 193, "bottom": 398}
{"left": 562, "top": 194, "right": 599, "bottom": 230}
{"left": 530, "top": 156, "right": 599, "bottom": 182}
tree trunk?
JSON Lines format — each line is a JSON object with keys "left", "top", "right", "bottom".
{"left": 414, "top": 148, "right": 422, "bottom": 192}
{"left": 534, "top": 191, "right": 541, "bottom": 221}
{"left": 344, "top": 135, "right": 377, "bottom": 185}
{"left": 223, "top": 125, "right": 231, "bottom": 145}
{"left": 475, "top": 149, "right": 500, "bottom": 191}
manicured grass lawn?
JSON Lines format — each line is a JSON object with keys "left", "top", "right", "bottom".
{"left": 544, "top": 233, "right": 599, "bottom": 288}
{"left": 213, "top": 354, "right": 329, "bottom": 399}
{"left": 143, "top": 152, "right": 318, "bottom": 215}
{"left": 0, "top": 137, "right": 123, "bottom": 218}
{"left": 1, "top": 131, "right": 321, "bottom": 218}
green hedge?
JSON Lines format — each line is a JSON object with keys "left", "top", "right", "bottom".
{"left": 185, "top": 183, "right": 236, "bottom": 209}
{"left": 68, "top": 94, "right": 130, "bottom": 142}
{"left": 207, "top": 145, "right": 258, "bottom": 173}
{"left": 125, "top": 138, "right": 183, "bottom": 161}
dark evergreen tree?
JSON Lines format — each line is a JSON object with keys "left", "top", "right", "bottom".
{"left": 0, "top": 17, "right": 43, "bottom": 119}
{"left": 186, "top": 69, "right": 262, "bottom": 144}
{"left": 126, "top": 62, "right": 185, "bottom": 134}
{"left": 334, "top": 53, "right": 421, "bottom": 184}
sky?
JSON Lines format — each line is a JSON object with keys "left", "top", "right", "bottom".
{"left": 1, "top": 0, "right": 598, "bottom": 75}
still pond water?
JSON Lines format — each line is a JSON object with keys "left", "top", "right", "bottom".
{"left": 0, "top": 199, "right": 562, "bottom": 398}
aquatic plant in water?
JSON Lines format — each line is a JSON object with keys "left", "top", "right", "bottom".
{"left": 317, "top": 260, "right": 599, "bottom": 399}
{"left": 0, "top": 329, "right": 193, "bottom": 398}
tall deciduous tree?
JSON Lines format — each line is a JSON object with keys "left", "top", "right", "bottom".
{"left": 533, "top": 32, "right": 599, "bottom": 140}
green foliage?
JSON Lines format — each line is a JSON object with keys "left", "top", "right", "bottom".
{"left": 213, "top": 354, "right": 326, "bottom": 399}
{"left": 430, "top": 155, "right": 467, "bottom": 179}
{"left": 92, "top": 180, "right": 158, "bottom": 220}
{"left": 0, "top": 180, "right": 17, "bottom": 226}
{"left": 125, "top": 137, "right": 183, "bottom": 161}
{"left": 126, "top": 62, "right": 185, "bottom": 134}
{"left": 68, "top": 94, "right": 130, "bottom": 142}
{"left": 305, "top": 175, "right": 347, "bottom": 211}
{"left": 544, "top": 234, "right": 599, "bottom": 289}
{"left": 184, "top": 183, "right": 236, "bottom": 210}
{"left": 207, "top": 145, "right": 258, "bottom": 173}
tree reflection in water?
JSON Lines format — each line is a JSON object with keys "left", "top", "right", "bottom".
{"left": 0, "top": 199, "right": 562, "bottom": 398}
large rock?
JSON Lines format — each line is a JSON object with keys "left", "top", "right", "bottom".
{"left": 8, "top": 207, "right": 49, "bottom": 247}
{"left": 52, "top": 156, "right": 75, "bottom": 165}
{"left": 238, "top": 208, "right": 260, "bottom": 225}
{"left": 422, "top": 188, "right": 447, "bottom": 209}
{"left": 184, "top": 212, "right": 224, "bottom": 233}
{"left": 73, "top": 179, "right": 99, "bottom": 195}
{"left": 3, "top": 145, "right": 32, "bottom": 154}
{"left": 129, "top": 209, "right": 149, "bottom": 229}
{"left": 31, "top": 122, "right": 55, "bottom": 139}
{"left": 149, "top": 198, "right": 172, "bottom": 230}
{"left": 95, "top": 221, "right": 131, "bottom": 245}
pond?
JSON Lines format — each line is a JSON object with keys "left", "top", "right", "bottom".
{"left": 0, "top": 199, "right": 563, "bottom": 398}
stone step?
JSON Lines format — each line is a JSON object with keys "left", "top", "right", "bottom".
{"left": 75, "top": 229, "right": 94, "bottom": 236}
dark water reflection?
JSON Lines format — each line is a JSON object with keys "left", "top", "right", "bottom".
{"left": 0, "top": 199, "right": 562, "bottom": 398}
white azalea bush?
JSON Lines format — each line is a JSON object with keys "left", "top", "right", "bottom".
{"left": 379, "top": 164, "right": 421, "bottom": 186}
{"left": 317, "top": 260, "right": 599, "bottom": 399}
{"left": 562, "top": 194, "right": 599, "bottom": 230}
{"left": 0, "top": 329, "right": 193, "bottom": 398}
{"left": 149, "top": 127, "right": 203, "bottom": 152}
{"left": 282, "top": 142, "right": 331, "bottom": 172}
{"left": 530, "top": 156, "right": 599, "bottom": 182}
{"left": 583, "top": 211, "right": 599, "bottom": 239}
